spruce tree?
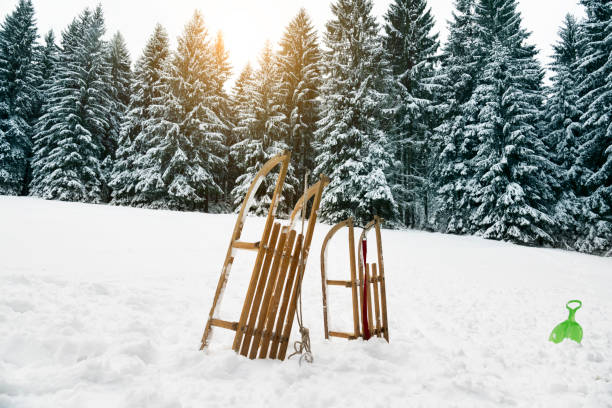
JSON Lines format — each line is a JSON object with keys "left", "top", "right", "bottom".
{"left": 315, "top": 0, "right": 398, "bottom": 225}
{"left": 432, "top": 0, "right": 480, "bottom": 233}
{"left": 31, "top": 30, "right": 59, "bottom": 119}
{"left": 213, "top": 31, "right": 232, "bottom": 86}
{"left": 573, "top": 0, "right": 612, "bottom": 254}
{"left": 105, "top": 32, "right": 131, "bottom": 158}
{"left": 110, "top": 24, "right": 169, "bottom": 207}
{"left": 141, "top": 11, "right": 225, "bottom": 211}
{"left": 544, "top": 14, "right": 584, "bottom": 248}
{"left": 230, "top": 42, "right": 295, "bottom": 214}
{"left": 27, "top": 30, "right": 59, "bottom": 192}
{"left": 277, "top": 8, "right": 321, "bottom": 202}
{"left": 29, "top": 6, "right": 111, "bottom": 202}
{"left": 101, "top": 31, "right": 131, "bottom": 201}
{"left": 382, "top": 0, "right": 439, "bottom": 228}
{"left": 37, "top": 31, "right": 58, "bottom": 88}
{"left": 544, "top": 15, "right": 582, "bottom": 169}
{"left": 228, "top": 63, "right": 254, "bottom": 202}
{"left": 211, "top": 31, "right": 233, "bottom": 205}
{"left": 0, "top": 0, "right": 39, "bottom": 195}
{"left": 465, "top": 0, "right": 558, "bottom": 246}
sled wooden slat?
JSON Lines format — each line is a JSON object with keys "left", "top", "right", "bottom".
{"left": 371, "top": 263, "right": 382, "bottom": 338}
{"left": 348, "top": 220, "right": 359, "bottom": 338}
{"left": 232, "top": 241, "right": 260, "bottom": 251}
{"left": 269, "top": 234, "right": 303, "bottom": 359}
{"left": 210, "top": 318, "right": 238, "bottom": 331}
{"left": 329, "top": 331, "right": 357, "bottom": 339}
{"left": 239, "top": 223, "right": 281, "bottom": 356}
{"left": 327, "top": 280, "right": 352, "bottom": 287}
{"left": 358, "top": 248, "right": 365, "bottom": 336}
{"left": 278, "top": 250, "right": 304, "bottom": 361}
{"left": 248, "top": 228, "right": 289, "bottom": 359}
{"left": 374, "top": 216, "right": 389, "bottom": 342}
{"left": 259, "top": 230, "right": 297, "bottom": 359}
{"left": 231, "top": 226, "right": 274, "bottom": 352}
{"left": 369, "top": 328, "right": 382, "bottom": 336}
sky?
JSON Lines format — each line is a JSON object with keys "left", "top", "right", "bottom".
{"left": 1, "top": 0, "right": 586, "bottom": 81}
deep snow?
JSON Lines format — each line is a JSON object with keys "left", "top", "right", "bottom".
{"left": 1, "top": 196, "right": 611, "bottom": 408}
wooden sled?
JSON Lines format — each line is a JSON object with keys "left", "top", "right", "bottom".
{"left": 320, "top": 216, "right": 389, "bottom": 342}
{"left": 200, "top": 151, "right": 329, "bottom": 360}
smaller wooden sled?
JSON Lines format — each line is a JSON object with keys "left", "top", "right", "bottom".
{"left": 320, "top": 216, "right": 389, "bottom": 342}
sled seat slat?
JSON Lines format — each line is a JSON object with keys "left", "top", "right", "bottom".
{"left": 329, "top": 331, "right": 357, "bottom": 339}
{"left": 327, "top": 279, "right": 353, "bottom": 287}
{"left": 210, "top": 318, "right": 238, "bottom": 331}
{"left": 232, "top": 241, "right": 261, "bottom": 251}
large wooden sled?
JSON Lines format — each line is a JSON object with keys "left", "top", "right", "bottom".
{"left": 320, "top": 216, "right": 389, "bottom": 342}
{"left": 200, "top": 151, "right": 329, "bottom": 360}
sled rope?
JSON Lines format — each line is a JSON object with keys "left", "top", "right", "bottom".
{"left": 288, "top": 172, "right": 313, "bottom": 365}
{"left": 361, "top": 237, "right": 371, "bottom": 340}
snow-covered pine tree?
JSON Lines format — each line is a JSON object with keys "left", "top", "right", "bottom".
{"left": 431, "top": 0, "right": 480, "bottom": 234}
{"left": 545, "top": 15, "right": 582, "bottom": 170}
{"left": 31, "top": 30, "right": 59, "bottom": 116}
{"left": 105, "top": 32, "right": 131, "bottom": 158}
{"left": 213, "top": 31, "right": 232, "bottom": 86}
{"left": 315, "top": 0, "right": 398, "bottom": 226}
{"left": 27, "top": 30, "right": 59, "bottom": 192}
{"left": 544, "top": 14, "right": 584, "bottom": 249}
{"left": 573, "top": 0, "right": 612, "bottom": 255}
{"left": 29, "top": 6, "right": 111, "bottom": 202}
{"left": 382, "top": 0, "right": 439, "bottom": 228}
{"left": 110, "top": 24, "right": 169, "bottom": 207}
{"left": 227, "top": 63, "right": 254, "bottom": 202}
{"left": 230, "top": 41, "right": 296, "bottom": 214}
{"left": 142, "top": 11, "right": 225, "bottom": 211}
{"left": 465, "top": 0, "right": 558, "bottom": 246}
{"left": 210, "top": 30, "right": 233, "bottom": 205}
{"left": 277, "top": 8, "right": 321, "bottom": 204}
{"left": 102, "top": 31, "right": 131, "bottom": 201}
{"left": 0, "top": 0, "right": 39, "bottom": 195}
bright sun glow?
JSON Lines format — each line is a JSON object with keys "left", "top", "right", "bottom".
{"left": 2, "top": 0, "right": 394, "bottom": 81}
{"left": 0, "top": 0, "right": 585, "bottom": 83}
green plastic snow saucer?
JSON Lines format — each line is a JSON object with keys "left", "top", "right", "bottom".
{"left": 549, "top": 300, "right": 583, "bottom": 344}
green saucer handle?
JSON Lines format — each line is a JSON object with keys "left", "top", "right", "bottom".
{"left": 566, "top": 300, "right": 582, "bottom": 312}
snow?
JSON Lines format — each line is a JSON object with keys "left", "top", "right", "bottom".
{"left": 1, "top": 196, "right": 612, "bottom": 408}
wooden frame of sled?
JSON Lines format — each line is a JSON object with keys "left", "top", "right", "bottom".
{"left": 200, "top": 151, "right": 329, "bottom": 360}
{"left": 320, "top": 216, "right": 389, "bottom": 342}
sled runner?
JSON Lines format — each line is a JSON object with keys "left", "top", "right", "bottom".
{"left": 200, "top": 151, "right": 329, "bottom": 360}
{"left": 320, "top": 216, "right": 389, "bottom": 342}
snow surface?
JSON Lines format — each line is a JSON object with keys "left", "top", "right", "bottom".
{"left": 1, "top": 196, "right": 611, "bottom": 408}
